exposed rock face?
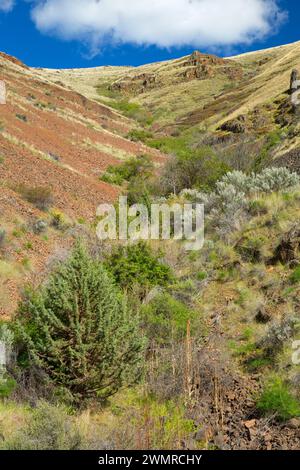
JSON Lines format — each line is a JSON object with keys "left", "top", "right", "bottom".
{"left": 180, "top": 50, "right": 243, "bottom": 82}
{"left": 290, "top": 69, "right": 300, "bottom": 115}
{"left": 180, "top": 64, "right": 214, "bottom": 81}
{"left": 219, "top": 115, "right": 248, "bottom": 134}
{"left": 274, "top": 148, "right": 300, "bottom": 174}
{"left": 110, "top": 73, "right": 157, "bottom": 95}
{"left": 109, "top": 50, "right": 243, "bottom": 95}
{"left": 290, "top": 69, "right": 299, "bottom": 92}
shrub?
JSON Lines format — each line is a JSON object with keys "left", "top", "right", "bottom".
{"left": 101, "top": 155, "right": 154, "bottom": 186}
{"left": 2, "top": 402, "right": 83, "bottom": 450}
{"left": 257, "top": 375, "right": 300, "bottom": 420}
{"left": 0, "top": 375, "right": 17, "bottom": 399}
{"left": 113, "top": 396, "right": 197, "bottom": 450}
{"left": 248, "top": 199, "right": 269, "bottom": 216}
{"left": 17, "top": 243, "right": 146, "bottom": 402}
{"left": 50, "top": 210, "right": 66, "bottom": 230}
{"left": 127, "top": 129, "right": 153, "bottom": 143}
{"left": 196, "top": 271, "right": 207, "bottom": 281}
{"left": 179, "top": 167, "right": 300, "bottom": 237}
{"left": 105, "top": 242, "right": 173, "bottom": 295}
{"left": 17, "top": 185, "right": 53, "bottom": 211}
{"left": 290, "top": 266, "right": 300, "bottom": 284}
{"left": 252, "top": 168, "right": 300, "bottom": 193}
{"left": 258, "top": 315, "right": 298, "bottom": 356}
{"left": 214, "top": 168, "right": 299, "bottom": 197}
{"left": 31, "top": 219, "right": 48, "bottom": 235}
{"left": 220, "top": 170, "right": 251, "bottom": 193}
{"left": 205, "top": 182, "right": 248, "bottom": 238}
{"left": 141, "top": 293, "right": 197, "bottom": 346}
{"left": 160, "top": 147, "right": 230, "bottom": 194}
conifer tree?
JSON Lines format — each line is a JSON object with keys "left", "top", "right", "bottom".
{"left": 17, "top": 243, "right": 145, "bottom": 402}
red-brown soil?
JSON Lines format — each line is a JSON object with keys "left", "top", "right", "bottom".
{"left": 0, "top": 53, "right": 165, "bottom": 317}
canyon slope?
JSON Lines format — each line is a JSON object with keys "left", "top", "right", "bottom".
{"left": 0, "top": 52, "right": 164, "bottom": 317}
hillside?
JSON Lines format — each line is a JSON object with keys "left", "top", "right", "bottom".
{"left": 0, "top": 52, "right": 165, "bottom": 317}
{"left": 38, "top": 41, "right": 300, "bottom": 171}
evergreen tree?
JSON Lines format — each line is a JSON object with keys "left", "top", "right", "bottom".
{"left": 17, "top": 243, "right": 146, "bottom": 402}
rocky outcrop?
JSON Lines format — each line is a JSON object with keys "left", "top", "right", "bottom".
{"left": 290, "top": 69, "right": 299, "bottom": 92}
{"left": 290, "top": 69, "right": 300, "bottom": 115}
{"left": 179, "top": 50, "right": 243, "bottom": 82}
{"left": 272, "top": 224, "right": 300, "bottom": 264}
{"left": 110, "top": 73, "right": 157, "bottom": 95}
{"left": 219, "top": 115, "right": 248, "bottom": 134}
{"left": 180, "top": 64, "right": 215, "bottom": 81}
{"left": 183, "top": 50, "right": 226, "bottom": 68}
{"left": 273, "top": 148, "right": 300, "bottom": 174}
{"left": 110, "top": 50, "right": 243, "bottom": 95}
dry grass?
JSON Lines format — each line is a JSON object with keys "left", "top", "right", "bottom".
{"left": 35, "top": 41, "right": 300, "bottom": 135}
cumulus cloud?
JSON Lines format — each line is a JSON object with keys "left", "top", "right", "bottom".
{"left": 30, "top": 0, "right": 286, "bottom": 54}
{"left": 0, "top": 0, "right": 15, "bottom": 12}
{"left": 14, "top": 0, "right": 280, "bottom": 56}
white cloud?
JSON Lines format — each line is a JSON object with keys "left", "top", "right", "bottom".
{"left": 31, "top": 0, "right": 286, "bottom": 54}
{"left": 0, "top": 0, "right": 15, "bottom": 12}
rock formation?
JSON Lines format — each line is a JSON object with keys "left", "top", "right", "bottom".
{"left": 290, "top": 69, "right": 299, "bottom": 92}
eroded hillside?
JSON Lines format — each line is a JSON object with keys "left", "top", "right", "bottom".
{"left": 39, "top": 41, "right": 300, "bottom": 170}
{"left": 0, "top": 52, "right": 165, "bottom": 317}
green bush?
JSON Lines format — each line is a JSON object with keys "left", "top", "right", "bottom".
{"left": 257, "top": 375, "right": 300, "bottom": 420}
{"left": 17, "top": 243, "right": 146, "bottom": 402}
{"left": 160, "top": 146, "right": 230, "bottom": 194}
{"left": 127, "top": 129, "right": 153, "bottom": 143}
{"left": 141, "top": 293, "right": 197, "bottom": 345}
{"left": 101, "top": 155, "right": 154, "bottom": 187}
{"left": 196, "top": 271, "right": 207, "bottom": 281}
{"left": 105, "top": 242, "right": 173, "bottom": 294}
{"left": 290, "top": 266, "right": 300, "bottom": 284}
{"left": 0, "top": 375, "right": 17, "bottom": 399}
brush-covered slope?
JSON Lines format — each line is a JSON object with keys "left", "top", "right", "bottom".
{"left": 0, "top": 52, "right": 164, "bottom": 317}
{"left": 38, "top": 41, "right": 300, "bottom": 127}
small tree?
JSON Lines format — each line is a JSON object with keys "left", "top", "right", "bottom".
{"left": 105, "top": 242, "right": 173, "bottom": 295}
{"left": 17, "top": 243, "right": 146, "bottom": 402}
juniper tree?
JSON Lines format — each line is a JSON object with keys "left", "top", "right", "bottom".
{"left": 17, "top": 243, "right": 146, "bottom": 402}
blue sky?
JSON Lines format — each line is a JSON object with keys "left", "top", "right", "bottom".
{"left": 0, "top": 0, "right": 299, "bottom": 69}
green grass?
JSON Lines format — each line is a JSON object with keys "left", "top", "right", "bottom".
{"left": 257, "top": 375, "right": 300, "bottom": 420}
{"left": 0, "top": 375, "right": 17, "bottom": 399}
{"left": 106, "top": 99, "right": 154, "bottom": 126}
{"left": 147, "top": 136, "right": 190, "bottom": 157}
{"left": 290, "top": 266, "right": 300, "bottom": 284}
